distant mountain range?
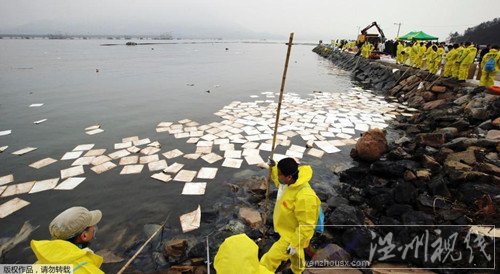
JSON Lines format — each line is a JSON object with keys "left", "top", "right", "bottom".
{"left": 449, "top": 17, "right": 500, "bottom": 45}
{"left": 0, "top": 19, "right": 285, "bottom": 40}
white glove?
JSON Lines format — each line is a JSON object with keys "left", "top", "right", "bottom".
{"left": 286, "top": 244, "right": 296, "bottom": 256}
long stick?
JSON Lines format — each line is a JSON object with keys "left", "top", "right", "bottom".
{"left": 262, "top": 32, "right": 294, "bottom": 247}
{"left": 117, "top": 217, "right": 169, "bottom": 274}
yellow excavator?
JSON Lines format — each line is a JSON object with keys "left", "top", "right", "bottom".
{"left": 356, "top": 21, "right": 387, "bottom": 59}
{"left": 357, "top": 21, "right": 386, "bottom": 46}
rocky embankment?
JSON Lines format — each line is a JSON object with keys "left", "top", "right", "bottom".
{"left": 309, "top": 45, "right": 500, "bottom": 272}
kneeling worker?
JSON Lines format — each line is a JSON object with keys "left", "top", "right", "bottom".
{"left": 31, "top": 206, "right": 104, "bottom": 274}
{"left": 260, "top": 157, "right": 321, "bottom": 273}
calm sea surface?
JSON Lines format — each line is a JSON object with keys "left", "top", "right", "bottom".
{"left": 0, "top": 39, "right": 354, "bottom": 264}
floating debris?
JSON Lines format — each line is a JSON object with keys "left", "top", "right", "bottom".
{"left": 85, "top": 125, "right": 101, "bottom": 131}
{"left": 86, "top": 128, "right": 104, "bottom": 135}
{"left": 0, "top": 130, "right": 12, "bottom": 137}
{"left": 61, "top": 151, "right": 83, "bottom": 161}
{"left": 29, "top": 178, "right": 59, "bottom": 193}
{"left": 244, "top": 154, "right": 264, "bottom": 165}
{"left": 147, "top": 160, "right": 167, "bottom": 172}
{"left": 122, "top": 136, "right": 139, "bottom": 143}
{"left": 108, "top": 150, "right": 131, "bottom": 160}
{"left": 120, "top": 165, "right": 144, "bottom": 175}
{"left": 91, "top": 155, "right": 112, "bottom": 166}
{"left": 127, "top": 146, "right": 141, "bottom": 153}
{"left": 71, "top": 156, "right": 96, "bottom": 166}
{"left": 163, "top": 149, "right": 184, "bottom": 159}
{"left": 84, "top": 149, "right": 106, "bottom": 157}
{"left": 139, "top": 155, "right": 159, "bottom": 164}
{"left": 201, "top": 153, "right": 223, "bottom": 164}
{"left": 222, "top": 158, "right": 243, "bottom": 169}
{"left": 0, "top": 175, "right": 14, "bottom": 186}
{"left": 55, "top": 177, "right": 85, "bottom": 190}
{"left": 195, "top": 146, "right": 212, "bottom": 154}
{"left": 12, "top": 147, "right": 37, "bottom": 156}
{"left": 29, "top": 158, "right": 57, "bottom": 169}
{"left": 1, "top": 181, "right": 35, "bottom": 197}
{"left": 119, "top": 156, "right": 139, "bottom": 165}
{"left": 34, "top": 119, "right": 47, "bottom": 125}
{"left": 224, "top": 150, "right": 242, "bottom": 159}
{"left": 60, "top": 166, "right": 84, "bottom": 180}
{"left": 115, "top": 142, "right": 132, "bottom": 149}
{"left": 151, "top": 172, "right": 172, "bottom": 183}
{"left": 184, "top": 153, "right": 201, "bottom": 160}
{"left": 197, "top": 167, "right": 218, "bottom": 179}
{"left": 179, "top": 205, "right": 201, "bottom": 233}
{"left": 307, "top": 148, "right": 324, "bottom": 158}
{"left": 182, "top": 183, "right": 206, "bottom": 195}
{"left": 163, "top": 162, "right": 184, "bottom": 174}
{"left": 73, "top": 144, "right": 95, "bottom": 151}
{"left": 133, "top": 138, "right": 151, "bottom": 146}
{"left": 140, "top": 147, "right": 160, "bottom": 155}
{"left": 173, "top": 170, "right": 197, "bottom": 182}
{"left": 91, "top": 162, "right": 116, "bottom": 174}
{"left": 0, "top": 198, "right": 30, "bottom": 218}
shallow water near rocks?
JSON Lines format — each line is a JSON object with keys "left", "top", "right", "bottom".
{"left": 0, "top": 39, "right": 405, "bottom": 269}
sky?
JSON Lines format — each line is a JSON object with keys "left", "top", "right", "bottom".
{"left": 1, "top": 0, "right": 498, "bottom": 41}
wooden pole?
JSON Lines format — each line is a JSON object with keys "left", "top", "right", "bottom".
{"left": 117, "top": 217, "right": 169, "bottom": 274}
{"left": 262, "top": 32, "right": 294, "bottom": 247}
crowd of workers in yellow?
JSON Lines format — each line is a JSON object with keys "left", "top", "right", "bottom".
{"left": 336, "top": 40, "right": 500, "bottom": 88}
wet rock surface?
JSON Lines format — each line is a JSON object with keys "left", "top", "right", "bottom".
{"left": 313, "top": 45, "right": 499, "bottom": 271}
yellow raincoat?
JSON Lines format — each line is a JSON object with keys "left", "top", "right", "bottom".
{"left": 260, "top": 165, "right": 320, "bottom": 273}
{"left": 443, "top": 48, "right": 458, "bottom": 77}
{"left": 453, "top": 46, "right": 465, "bottom": 78}
{"left": 458, "top": 45, "right": 477, "bottom": 80}
{"left": 31, "top": 240, "right": 104, "bottom": 274}
{"left": 480, "top": 49, "right": 500, "bottom": 87}
{"left": 214, "top": 234, "right": 273, "bottom": 274}
{"left": 396, "top": 43, "right": 404, "bottom": 64}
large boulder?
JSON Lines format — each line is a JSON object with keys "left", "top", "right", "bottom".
{"left": 164, "top": 239, "right": 188, "bottom": 259}
{"left": 422, "top": 99, "right": 447, "bottom": 110}
{"left": 239, "top": 207, "right": 262, "bottom": 229}
{"left": 329, "top": 204, "right": 364, "bottom": 226}
{"left": 352, "top": 128, "right": 388, "bottom": 162}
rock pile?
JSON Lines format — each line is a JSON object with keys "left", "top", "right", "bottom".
{"left": 312, "top": 45, "right": 499, "bottom": 271}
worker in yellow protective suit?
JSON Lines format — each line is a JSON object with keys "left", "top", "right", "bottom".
{"left": 410, "top": 42, "right": 419, "bottom": 67}
{"left": 396, "top": 41, "right": 404, "bottom": 64}
{"left": 260, "top": 158, "right": 321, "bottom": 274}
{"left": 402, "top": 44, "right": 412, "bottom": 65}
{"left": 458, "top": 42, "right": 478, "bottom": 81}
{"left": 433, "top": 45, "right": 445, "bottom": 74}
{"left": 361, "top": 42, "right": 372, "bottom": 58}
{"left": 214, "top": 234, "right": 273, "bottom": 274}
{"left": 424, "top": 42, "right": 434, "bottom": 70}
{"left": 426, "top": 45, "right": 438, "bottom": 74}
{"left": 452, "top": 44, "right": 465, "bottom": 78}
{"left": 479, "top": 45, "right": 500, "bottom": 87}
{"left": 443, "top": 44, "right": 459, "bottom": 77}
{"left": 417, "top": 42, "right": 427, "bottom": 69}
{"left": 31, "top": 207, "right": 104, "bottom": 274}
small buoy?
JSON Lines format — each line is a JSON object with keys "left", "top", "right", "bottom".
{"left": 151, "top": 48, "right": 154, "bottom": 50}
{"left": 225, "top": 48, "right": 229, "bottom": 51}
{"left": 96, "top": 69, "right": 99, "bottom": 73}
{"left": 487, "top": 85, "right": 500, "bottom": 95}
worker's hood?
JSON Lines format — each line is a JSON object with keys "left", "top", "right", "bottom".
{"left": 30, "top": 239, "right": 102, "bottom": 266}
{"left": 214, "top": 234, "right": 273, "bottom": 274}
{"left": 289, "top": 165, "right": 313, "bottom": 189}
